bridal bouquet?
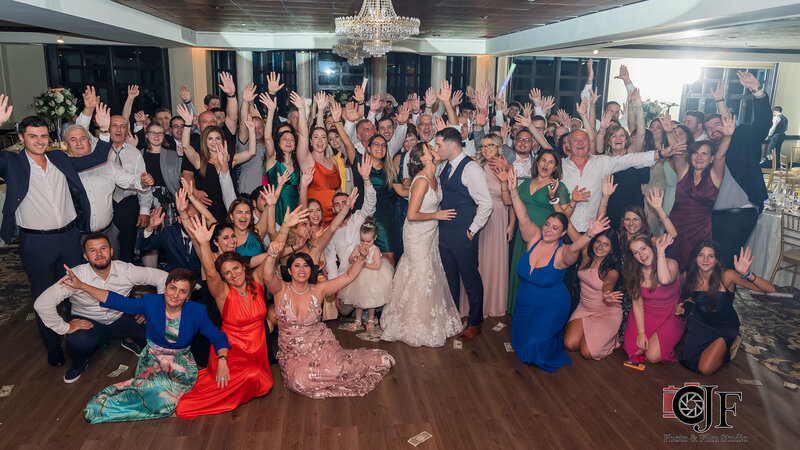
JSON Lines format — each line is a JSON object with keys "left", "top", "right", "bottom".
{"left": 32, "top": 87, "right": 78, "bottom": 121}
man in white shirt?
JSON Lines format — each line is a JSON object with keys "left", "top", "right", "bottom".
{"left": 1, "top": 102, "right": 113, "bottom": 368}
{"left": 684, "top": 110, "right": 708, "bottom": 141}
{"left": 561, "top": 129, "right": 676, "bottom": 232}
{"left": 64, "top": 124, "right": 154, "bottom": 256}
{"left": 35, "top": 232, "right": 168, "bottom": 383}
{"left": 435, "top": 128, "right": 493, "bottom": 340}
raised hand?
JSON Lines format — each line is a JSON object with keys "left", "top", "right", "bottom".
{"left": 492, "top": 163, "right": 509, "bottom": 183}
{"left": 435, "top": 116, "right": 447, "bottom": 132}
{"left": 289, "top": 91, "right": 306, "bottom": 110}
{"left": 396, "top": 102, "right": 411, "bottom": 125}
{"left": 528, "top": 88, "right": 542, "bottom": 107}
{"left": 267, "top": 72, "right": 284, "bottom": 95}
{"left": 557, "top": 109, "right": 571, "bottom": 127}
{"left": 134, "top": 110, "right": 147, "bottom": 126}
{"left": 658, "top": 112, "right": 673, "bottom": 133}
{"left": 330, "top": 101, "right": 342, "bottom": 122}
{"left": 353, "top": 84, "right": 365, "bottom": 104}
{"left": 244, "top": 114, "right": 255, "bottom": 132}
{"left": 344, "top": 101, "right": 361, "bottom": 122}
{"left": 541, "top": 95, "right": 556, "bottom": 114}
{"left": 175, "top": 187, "right": 189, "bottom": 213}
{"left": 186, "top": 215, "right": 214, "bottom": 243}
{"left": 277, "top": 167, "right": 293, "bottom": 187}
{"left": 587, "top": 216, "right": 611, "bottom": 237}
{"left": 614, "top": 65, "right": 631, "bottom": 84}
{"left": 218, "top": 72, "right": 236, "bottom": 96}
{"left": 572, "top": 186, "right": 591, "bottom": 203}
{"left": 258, "top": 92, "right": 277, "bottom": 112}
{"left": 300, "top": 166, "right": 315, "bottom": 187}
{"left": 662, "top": 142, "right": 687, "bottom": 158}
{"left": 215, "top": 140, "right": 230, "bottom": 171}
{"left": 407, "top": 92, "right": 421, "bottom": 114}
{"left": 283, "top": 205, "right": 310, "bottom": 228}
{"left": 0, "top": 94, "right": 12, "bottom": 126}
{"left": 261, "top": 184, "right": 279, "bottom": 206}
{"left": 601, "top": 174, "right": 617, "bottom": 197}
{"left": 127, "top": 85, "right": 140, "bottom": 99}
{"left": 435, "top": 208, "right": 457, "bottom": 221}
{"left": 451, "top": 90, "right": 463, "bottom": 108}
{"left": 575, "top": 97, "right": 588, "bottom": 117}
{"left": 514, "top": 114, "right": 532, "bottom": 129}
{"left": 499, "top": 123, "right": 510, "bottom": 143}
{"left": 140, "top": 172, "right": 154, "bottom": 187}
{"left": 646, "top": 187, "right": 664, "bottom": 210}
{"left": 242, "top": 83, "right": 257, "bottom": 103}
{"left": 424, "top": 86, "right": 437, "bottom": 108}
{"left": 721, "top": 112, "right": 737, "bottom": 136}
{"left": 437, "top": 79, "right": 452, "bottom": 104}
{"left": 599, "top": 109, "right": 613, "bottom": 130}
{"left": 95, "top": 102, "right": 111, "bottom": 131}
{"left": 654, "top": 233, "right": 674, "bottom": 252}
{"left": 709, "top": 81, "right": 726, "bottom": 101}
{"left": 357, "top": 153, "right": 373, "bottom": 179}
{"left": 603, "top": 290, "right": 623, "bottom": 305}
{"left": 82, "top": 86, "right": 98, "bottom": 111}
{"left": 466, "top": 85, "right": 476, "bottom": 102}
{"left": 475, "top": 108, "right": 489, "bottom": 128}
{"left": 629, "top": 88, "right": 643, "bottom": 108}
{"left": 547, "top": 180, "right": 558, "bottom": 199}
{"left": 268, "top": 239, "right": 286, "bottom": 256}
{"left": 494, "top": 92, "right": 506, "bottom": 112}
{"left": 180, "top": 85, "right": 192, "bottom": 103}
{"left": 176, "top": 103, "right": 194, "bottom": 124}
{"left": 369, "top": 94, "right": 382, "bottom": 112}
{"left": 476, "top": 89, "right": 489, "bottom": 111}
{"left": 736, "top": 71, "right": 761, "bottom": 91}
{"left": 345, "top": 187, "right": 360, "bottom": 210}
{"left": 148, "top": 207, "right": 165, "bottom": 230}
{"left": 314, "top": 91, "right": 328, "bottom": 111}
{"left": 589, "top": 87, "right": 601, "bottom": 105}
{"left": 248, "top": 103, "right": 261, "bottom": 119}
{"left": 522, "top": 102, "right": 533, "bottom": 118}
{"left": 507, "top": 168, "right": 518, "bottom": 188}
{"left": 733, "top": 247, "right": 754, "bottom": 276}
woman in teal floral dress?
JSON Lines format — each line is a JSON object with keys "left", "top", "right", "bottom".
{"left": 60, "top": 267, "right": 230, "bottom": 423}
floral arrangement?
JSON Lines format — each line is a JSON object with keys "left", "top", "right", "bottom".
{"left": 32, "top": 88, "right": 78, "bottom": 122}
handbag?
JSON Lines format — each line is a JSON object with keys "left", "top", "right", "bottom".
{"left": 322, "top": 296, "right": 338, "bottom": 321}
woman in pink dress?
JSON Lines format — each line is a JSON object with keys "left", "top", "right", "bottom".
{"left": 261, "top": 206, "right": 394, "bottom": 399}
{"left": 459, "top": 133, "right": 511, "bottom": 318}
{"left": 667, "top": 112, "right": 735, "bottom": 269}
{"left": 622, "top": 233, "right": 684, "bottom": 363}
{"left": 564, "top": 228, "right": 623, "bottom": 360}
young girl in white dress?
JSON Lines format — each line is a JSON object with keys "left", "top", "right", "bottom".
{"left": 338, "top": 216, "right": 394, "bottom": 331}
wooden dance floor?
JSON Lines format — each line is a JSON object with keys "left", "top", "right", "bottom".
{"left": 0, "top": 308, "right": 797, "bottom": 449}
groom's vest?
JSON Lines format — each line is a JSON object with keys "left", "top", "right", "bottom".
{"left": 440, "top": 157, "right": 477, "bottom": 235}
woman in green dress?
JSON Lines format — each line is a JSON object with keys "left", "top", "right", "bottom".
{"left": 332, "top": 103, "right": 398, "bottom": 265}
{"left": 260, "top": 92, "right": 305, "bottom": 225}
{"left": 507, "top": 149, "right": 585, "bottom": 314}
{"left": 59, "top": 267, "right": 230, "bottom": 424}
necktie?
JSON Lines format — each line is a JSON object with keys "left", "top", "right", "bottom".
{"left": 399, "top": 151, "right": 408, "bottom": 179}
{"left": 441, "top": 161, "right": 452, "bottom": 182}
{"left": 183, "top": 236, "right": 192, "bottom": 258}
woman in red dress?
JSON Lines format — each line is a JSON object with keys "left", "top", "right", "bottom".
{"left": 175, "top": 215, "right": 274, "bottom": 419}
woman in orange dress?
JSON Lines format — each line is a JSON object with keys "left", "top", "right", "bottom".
{"left": 175, "top": 215, "right": 274, "bottom": 419}
{"left": 296, "top": 99, "right": 343, "bottom": 226}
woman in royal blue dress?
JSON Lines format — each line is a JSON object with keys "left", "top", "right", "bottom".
{"left": 506, "top": 170, "right": 610, "bottom": 372}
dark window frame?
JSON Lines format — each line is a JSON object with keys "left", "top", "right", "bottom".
{"left": 679, "top": 66, "right": 777, "bottom": 124}
{"left": 386, "top": 52, "right": 431, "bottom": 104}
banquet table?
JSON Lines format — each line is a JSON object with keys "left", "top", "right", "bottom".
{"left": 746, "top": 210, "right": 800, "bottom": 288}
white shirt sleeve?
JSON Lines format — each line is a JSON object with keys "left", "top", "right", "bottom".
{"left": 768, "top": 115, "right": 780, "bottom": 137}
{"left": 387, "top": 123, "right": 407, "bottom": 158}
{"left": 132, "top": 151, "right": 153, "bottom": 215}
{"left": 33, "top": 281, "right": 75, "bottom": 335}
{"left": 123, "top": 263, "right": 169, "bottom": 294}
{"left": 218, "top": 170, "right": 237, "bottom": 210}
{"left": 76, "top": 113, "right": 92, "bottom": 130}
{"left": 461, "top": 161, "right": 493, "bottom": 234}
{"left": 324, "top": 241, "right": 339, "bottom": 279}
{"left": 605, "top": 151, "right": 657, "bottom": 175}
{"left": 344, "top": 120, "right": 358, "bottom": 146}
{"left": 361, "top": 181, "right": 377, "bottom": 217}
{"left": 111, "top": 161, "right": 144, "bottom": 190}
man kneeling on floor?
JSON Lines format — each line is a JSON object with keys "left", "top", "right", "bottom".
{"left": 34, "top": 232, "right": 168, "bottom": 383}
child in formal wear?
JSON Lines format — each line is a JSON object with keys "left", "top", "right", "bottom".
{"left": 338, "top": 217, "right": 393, "bottom": 331}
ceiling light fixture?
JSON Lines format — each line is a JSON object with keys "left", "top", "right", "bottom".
{"left": 592, "top": 49, "right": 599, "bottom": 54}
{"left": 335, "top": 0, "right": 420, "bottom": 57}
{"left": 333, "top": 39, "right": 369, "bottom": 66}
{"left": 56, "top": 34, "right": 65, "bottom": 44}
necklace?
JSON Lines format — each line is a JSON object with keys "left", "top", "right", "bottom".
{"left": 290, "top": 283, "right": 310, "bottom": 295}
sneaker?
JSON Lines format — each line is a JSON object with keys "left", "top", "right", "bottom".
{"left": 63, "top": 362, "right": 88, "bottom": 384}
{"left": 48, "top": 348, "right": 65, "bottom": 367}
{"left": 121, "top": 340, "right": 144, "bottom": 356}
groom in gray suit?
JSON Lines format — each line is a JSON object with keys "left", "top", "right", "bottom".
{"left": 435, "top": 128, "right": 493, "bottom": 340}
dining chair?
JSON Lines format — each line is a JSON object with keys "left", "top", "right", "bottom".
{"left": 763, "top": 149, "right": 777, "bottom": 191}
{"left": 771, "top": 211, "right": 800, "bottom": 286}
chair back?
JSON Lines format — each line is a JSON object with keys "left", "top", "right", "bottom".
{"left": 781, "top": 212, "right": 800, "bottom": 249}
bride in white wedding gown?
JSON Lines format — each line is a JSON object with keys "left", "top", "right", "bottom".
{"left": 381, "top": 142, "right": 463, "bottom": 347}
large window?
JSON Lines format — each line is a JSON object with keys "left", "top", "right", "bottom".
{"left": 209, "top": 50, "right": 237, "bottom": 110}
{"left": 680, "top": 66, "right": 776, "bottom": 124}
{"left": 253, "top": 51, "right": 297, "bottom": 116}
{"left": 509, "top": 57, "right": 609, "bottom": 116}
{"left": 45, "top": 45, "right": 170, "bottom": 115}
{"left": 386, "top": 53, "right": 431, "bottom": 103}
{"left": 313, "top": 51, "right": 367, "bottom": 102}
{"left": 447, "top": 56, "right": 472, "bottom": 92}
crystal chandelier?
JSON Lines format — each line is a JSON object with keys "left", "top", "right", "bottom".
{"left": 333, "top": 40, "right": 369, "bottom": 66}
{"left": 335, "top": 0, "right": 420, "bottom": 57}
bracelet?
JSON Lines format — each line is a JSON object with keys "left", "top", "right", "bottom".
{"left": 98, "top": 129, "right": 109, "bottom": 133}
{"left": 549, "top": 197, "right": 560, "bottom": 205}
{"left": 218, "top": 355, "right": 227, "bottom": 361}
{"left": 657, "top": 149, "right": 664, "bottom": 159}
{"left": 586, "top": 232, "right": 596, "bottom": 239}
{"left": 715, "top": 99, "right": 725, "bottom": 103}
{"left": 227, "top": 94, "right": 236, "bottom": 98}
{"left": 740, "top": 270, "right": 752, "bottom": 279}
{"left": 183, "top": 124, "right": 192, "bottom": 128}
{"left": 267, "top": 249, "right": 279, "bottom": 258}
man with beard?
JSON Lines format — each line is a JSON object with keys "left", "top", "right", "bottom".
{"left": 707, "top": 71, "right": 772, "bottom": 268}
{"left": 34, "top": 233, "right": 168, "bottom": 383}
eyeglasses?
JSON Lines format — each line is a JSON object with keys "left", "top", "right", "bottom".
{"left": 515, "top": 138, "right": 532, "bottom": 143}
{"left": 170, "top": 125, "right": 183, "bottom": 129}
{"left": 147, "top": 131, "right": 164, "bottom": 136}
{"left": 371, "top": 143, "right": 387, "bottom": 149}
{"left": 623, "top": 217, "right": 642, "bottom": 223}
{"left": 479, "top": 144, "right": 498, "bottom": 149}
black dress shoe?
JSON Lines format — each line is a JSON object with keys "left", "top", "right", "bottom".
{"left": 48, "top": 348, "right": 65, "bottom": 367}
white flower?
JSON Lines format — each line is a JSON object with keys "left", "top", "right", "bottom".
{"left": 65, "top": 100, "right": 72, "bottom": 106}
{"left": 54, "top": 92, "right": 64, "bottom": 103}
{"left": 55, "top": 106, "right": 65, "bottom": 116}
{"left": 49, "top": 101, "right": 55, "bottom": 107}
{"left": 69, "top": 105, "right": 77, "bottom": 114}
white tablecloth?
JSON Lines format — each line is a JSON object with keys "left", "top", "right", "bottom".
{"left": 746, "top": 210, "right": 800, "bottom": 287}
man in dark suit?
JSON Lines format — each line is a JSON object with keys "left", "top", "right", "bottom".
{"left": 0, "top": 97, "right": 113, "bottom": 367}
{"left": 135, "top": 203, "right": 202, "bottom": 280}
